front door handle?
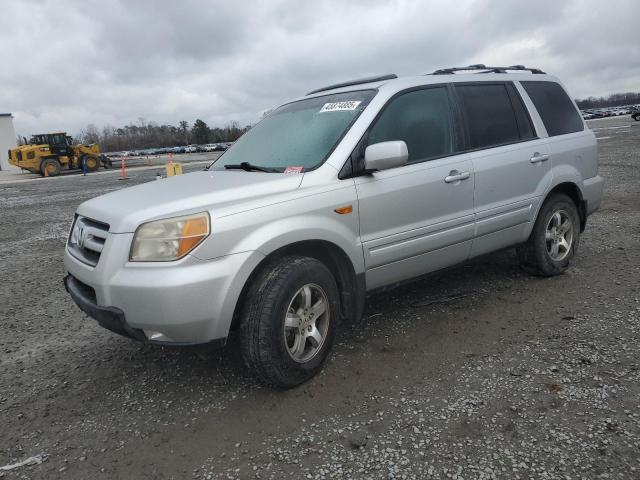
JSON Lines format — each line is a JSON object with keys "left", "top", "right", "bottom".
{"left": 530, "top": 153, "right": 549, "bottom": 163}
{"left": 444, "top": 170, "right": 471, "bottom": 183}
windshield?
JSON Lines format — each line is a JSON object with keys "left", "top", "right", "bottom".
{"left": 209, "top": 90, "right": 376, "bottom": 172}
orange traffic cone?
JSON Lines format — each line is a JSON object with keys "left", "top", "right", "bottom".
{"left": 119, "top": 157, "right": 129, "bottom": 180}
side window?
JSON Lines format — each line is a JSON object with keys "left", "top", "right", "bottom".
{"left": 367, "top": 87, "right": 454, "bottom": 163}
{"left": 456, "top": 84, "right": 522, "bottom": 149}
{"left": 521, "top": 81, "right": 584, "bottom": 136}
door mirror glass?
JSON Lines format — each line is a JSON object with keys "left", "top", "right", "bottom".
{"left": 364, "top": 140, "right": 408, "bottom": 171}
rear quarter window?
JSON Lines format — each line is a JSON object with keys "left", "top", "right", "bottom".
{"left": 521, "top": 81, "right": 584, "bottom": 136}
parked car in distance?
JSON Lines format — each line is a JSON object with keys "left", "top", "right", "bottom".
{"left": 185, "top": 145, "right": 198, "bottom": 153}
{"left": 206, "top": 143, "right": 228, "bottom": 151}
{"left": 64, "top": 65, "right": 603, "bottom": 388}
{"left": 171, "top": 146, "right": 186, "bottom": 154}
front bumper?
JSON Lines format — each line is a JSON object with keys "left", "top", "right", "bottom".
{"left": 63, "top": 232, "right": 264, "bottom": 344}
{"left": 64, "top": 274, "right": 147, "bottom": 342}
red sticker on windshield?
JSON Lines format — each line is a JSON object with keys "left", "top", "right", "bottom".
{"left": 284, "top": 166, "right": 304, "bottom": 174}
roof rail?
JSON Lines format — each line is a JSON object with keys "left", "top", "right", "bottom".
{"left": 431, "top": 64, "right": 546, "bottom": 75}
{"left": 307, "top": 74, "right": 398, "bottom": 95}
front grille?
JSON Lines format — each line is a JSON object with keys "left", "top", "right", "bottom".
{"left": 68, "top": 216, "right": 110, "bottom": 267}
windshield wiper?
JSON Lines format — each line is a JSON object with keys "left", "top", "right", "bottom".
{"left": 224, "top": 162, "right": 278, "bottom": 173}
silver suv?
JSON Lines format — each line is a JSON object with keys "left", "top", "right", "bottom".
{"left": 64, "top": 65, "right": 603, "bottom": 387}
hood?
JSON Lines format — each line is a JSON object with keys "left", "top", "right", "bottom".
{"left": 77, "top": 170, "right": 304, "bottom": 233}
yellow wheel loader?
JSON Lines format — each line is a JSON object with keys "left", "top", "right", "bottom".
{"left": 8, "top": 132, "right": 112, "bottom": 177}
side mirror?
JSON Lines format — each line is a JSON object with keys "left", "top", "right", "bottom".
{"left": 363, "top": 141, "right": 408, "bottom": 172}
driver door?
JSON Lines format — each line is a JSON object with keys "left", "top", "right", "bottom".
{"left": 354, "top": 86, "right": 475, "bottom": 289}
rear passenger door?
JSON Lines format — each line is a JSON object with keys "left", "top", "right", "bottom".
{"left": 454, "top": 82, "right": 552, "bottom": 257}
{"left": 519, "top": 80, "right": 594, "bottom": 180}
{"left": 354, "top": 86, "right": 475, "bottom": 289}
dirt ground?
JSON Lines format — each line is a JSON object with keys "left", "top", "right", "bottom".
{"left": 1, "top": 117, "right": 639, "bottom": 479}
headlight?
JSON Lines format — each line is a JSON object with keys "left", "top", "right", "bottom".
{"left": 130, "top": 212, "right": 210, "bottom": 262}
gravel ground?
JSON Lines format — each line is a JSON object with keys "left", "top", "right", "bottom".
{"left": 0, "top": 116, "right": 639, "bottom": 479}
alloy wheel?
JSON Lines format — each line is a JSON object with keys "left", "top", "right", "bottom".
{"left": 545, "top": 209, "right": 574, "bottom": 261}
{"left": 283, "top": 284, "right": 330, "bottom": 363}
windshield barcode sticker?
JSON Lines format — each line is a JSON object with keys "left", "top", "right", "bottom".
{"left": 319, "top": 101, "right": 362, "bottom": 113}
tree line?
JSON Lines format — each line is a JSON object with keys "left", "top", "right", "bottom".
{"left": 19, "top": 90, "right": 639, "bottom": 150}
{"left": 73, "top": 118, "right": 252, "bottom": 152}
{"left": 575, "top": 92, "right": 640, "bottom": 109}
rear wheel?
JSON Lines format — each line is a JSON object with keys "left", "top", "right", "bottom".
{"left": 40, "top": 158, "right": 61, "bottom": 177}
{"left": 81, "top": 155, "right": 100, "bottom": 172}
{"left": 240, "top": 256, "right": 339, "bottom": 388}
{"left": 517, "top": 193, "right": 580, "bottom": 276}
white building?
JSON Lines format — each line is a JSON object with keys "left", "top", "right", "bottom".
{"left": 0, "top": 113, "right": 18, "bottom": 171}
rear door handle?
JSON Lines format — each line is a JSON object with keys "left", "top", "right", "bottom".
{"left": 530, "top": 153, "right": 549, "bottom": 163}
{"left": 444, "top": 170, "right": 471, "bottom": 183}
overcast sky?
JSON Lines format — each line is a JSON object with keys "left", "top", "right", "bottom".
{"left": 2, "top": 0, "right": 639, "bottom": 137}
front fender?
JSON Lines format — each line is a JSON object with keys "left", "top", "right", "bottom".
{"left": 244, "top": 215, "right": 364, "bottom": 273}
{"left": 193, "top": 182, "right": 363, "bottom": 273}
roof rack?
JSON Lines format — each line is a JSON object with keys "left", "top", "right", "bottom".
{"left": 431, "top": 64, "right": 545, "bottom": 75}
{"left": 307, "top": 74, "right": 398, "bottom": 95}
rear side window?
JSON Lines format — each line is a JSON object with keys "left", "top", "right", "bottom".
{"left": 456, "top": 84, "right": 523, "bottom": 149}
{"left": 521, "top": 81, "right": 584, "bottom": 136}
{"left": 367, "top": 87, "right": 454, "bottom": 163}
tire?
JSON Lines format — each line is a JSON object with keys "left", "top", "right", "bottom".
{"left": 40, "top": 158, "right": 61, "bottom": 177}
{"left": 81, "top": 155, "right": 100, "bottom": 172}
{"left": 240, "top": 256, "right": 340, "bottom": 388}
{"left": 517, "top": 193, "right": 581, "bottom": 276}
{"left": 100, "top": 155, "right": 112, "bottom": 169}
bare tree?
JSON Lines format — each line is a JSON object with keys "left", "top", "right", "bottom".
{"left": 576, "top": 92, "right": 640, "bottom": 109}
{"left": 178, "top": 120, "right": 189, "bottom": 145}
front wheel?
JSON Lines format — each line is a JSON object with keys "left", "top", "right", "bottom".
{"left": 240, "top": 256, "right": 339, "bottom": 388}
{"left": 517, "top": 193, "right": 581, "bottom": 276}
{"left": 81, "top": 155, "right": 100, "bottom": 172}
{"left": 40, "top": 158, "right": 61, "bottom": 177}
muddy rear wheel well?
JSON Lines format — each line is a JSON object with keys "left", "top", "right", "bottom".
{"left": 230, "top": 240, "right": 364, "bottom": 331}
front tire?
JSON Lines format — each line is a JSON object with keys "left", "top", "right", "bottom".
{"left": 40, "top": 158, "right": 61, "bottom": 177}
{"left": 81, "top": 155, "right": 100, "bottom": 172}
{"left": 240, "top": 256, "right": 339, "bottom": 388}
{"left": 518, "top": 193, "right": 581, "bottom": 276}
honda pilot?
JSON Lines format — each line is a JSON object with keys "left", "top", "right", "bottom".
{"left": 64, "top": 65, "right": 604, "bottom": 388}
